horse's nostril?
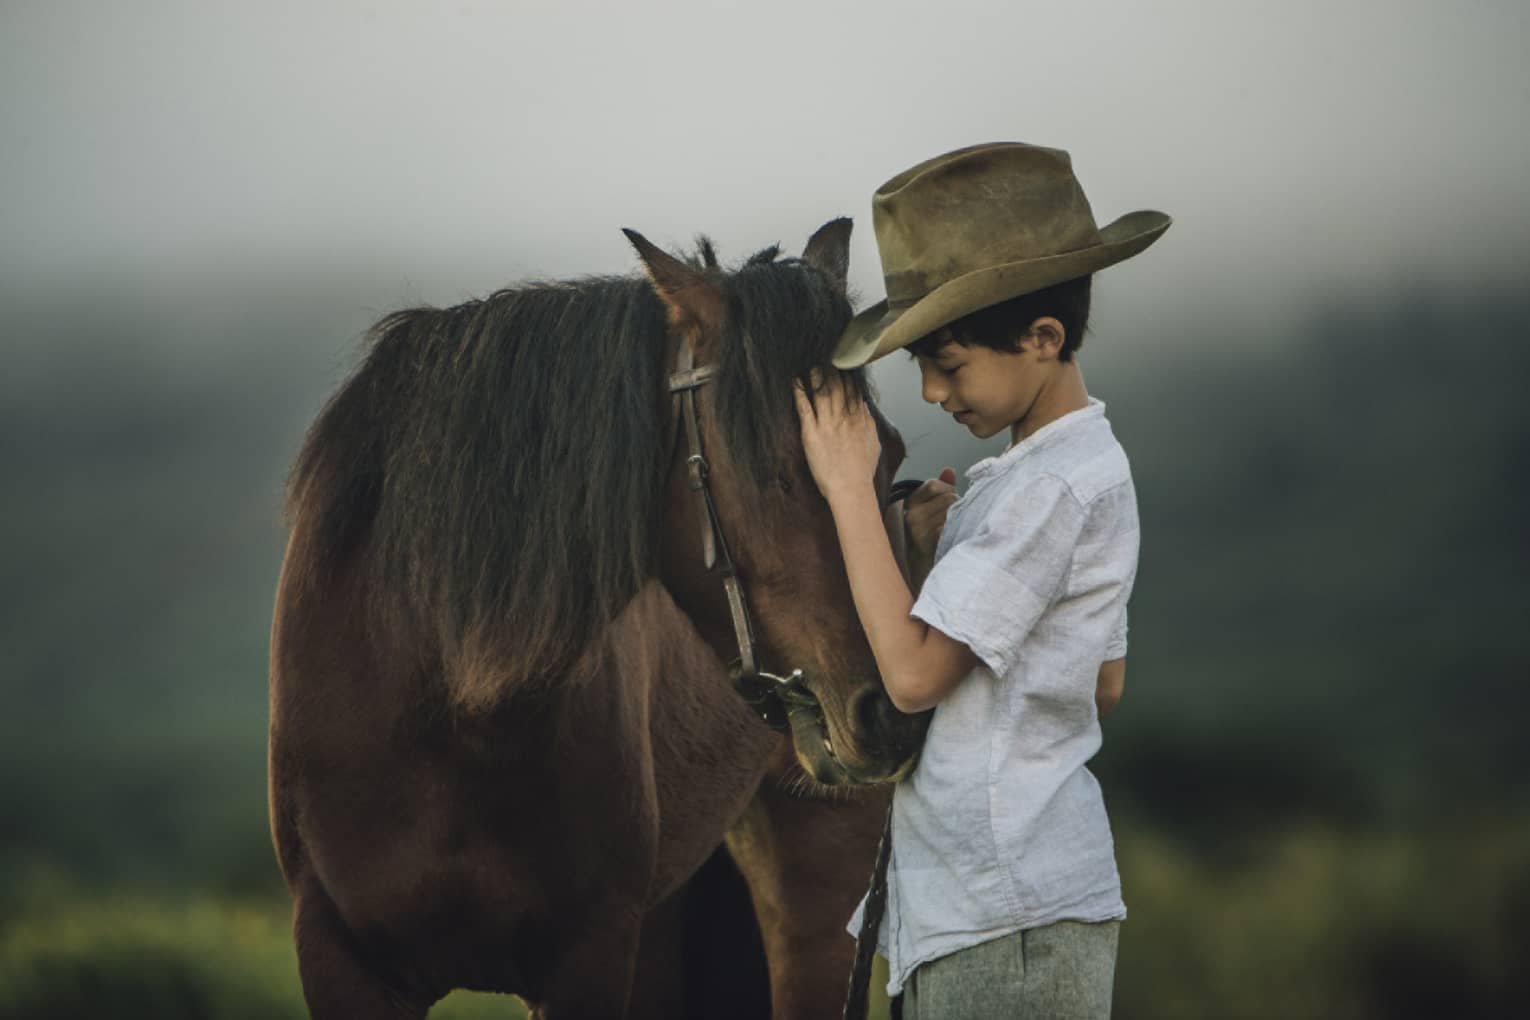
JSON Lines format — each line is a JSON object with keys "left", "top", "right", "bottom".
{"left": 852, "top": 687, "right": 898, "bottom": 739}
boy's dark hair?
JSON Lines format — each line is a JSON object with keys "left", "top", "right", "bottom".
{"left": 907, "top": 274, "right": 1092, "bottom": 362}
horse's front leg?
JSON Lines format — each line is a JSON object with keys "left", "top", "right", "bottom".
{"left": 533, "top": 899, "right": 649, "bottom": 1020}
{"left": 532, "top": 658, "right": 663, "bottom": 1019}
{"left": 726, "top": 757, "right": 891, "bottom": 1020}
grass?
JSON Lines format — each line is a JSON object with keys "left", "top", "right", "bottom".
{"left": 0, "top": 899, "right": 306, "bottom": 1020}
{"left": 0, "top": 893, "right": 524, "bottom": 1020}
{"left": 3, "top": 817, "right": 1526, "bottom": 1018}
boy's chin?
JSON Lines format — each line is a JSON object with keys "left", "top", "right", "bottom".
{"left": 964, "top": 419, "right": 1001, "bottom": 439}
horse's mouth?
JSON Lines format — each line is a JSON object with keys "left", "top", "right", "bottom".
{"left": 785, "top": 704, "right": 850, "bottom": 784}
{"left": 818, "top": 726, "right": 852, "bottom": 776}
{"left": 791, "top": 701, "right": 927, "bottom": 786}
{"left": 775, "top": 676, "right": 923, "bottom": 785}
{"left": 809, "top": 710, "right": 845, "bottom": 766}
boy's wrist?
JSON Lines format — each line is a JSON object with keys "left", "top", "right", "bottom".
{"left": 824, "top": 477, "right": 877, "bottom": 514}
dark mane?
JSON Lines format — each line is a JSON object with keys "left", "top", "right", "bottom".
{"left": 715, "top": 252, "right": 860, "bottom": 485}
{"left": 284, "top": 241, "right": 856, "bottom": 708}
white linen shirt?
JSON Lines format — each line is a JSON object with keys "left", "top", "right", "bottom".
{"left": 849, "top": 397, "right": 1138, "bottom": 996}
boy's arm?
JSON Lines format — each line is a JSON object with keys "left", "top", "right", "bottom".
{"left": 792, "top": 378, "right": 976, "bottom": 713}
{"left": 1097, "top": 603, "right": 1129, "bottom": 718}
{"left": 1096, "top": 658, "right": 1126, "bottom": 719}
{"left": 824, "top": 483, "right": 978, "bottom": 714}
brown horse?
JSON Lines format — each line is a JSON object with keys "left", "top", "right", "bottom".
{"left": 268, "top": 219, "right": 928, "bottom": 1018}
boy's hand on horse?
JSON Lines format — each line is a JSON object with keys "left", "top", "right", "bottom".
{"left": 793, "top": 372, "right": 882, "bottom": 506}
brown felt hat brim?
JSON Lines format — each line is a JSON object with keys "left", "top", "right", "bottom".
{"left": 832, "top": 209, "right": 1171, "bottom": 369}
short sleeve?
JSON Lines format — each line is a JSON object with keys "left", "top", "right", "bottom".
{"left": 1104, "top": 605, "right": 1128, "bottom": 660}
{"left": 910, "top": 475, "right": 1086, "bottom": 677}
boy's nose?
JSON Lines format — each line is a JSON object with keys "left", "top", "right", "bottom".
{"left": 919, "top": 367, "right": 948, "bottom": 405}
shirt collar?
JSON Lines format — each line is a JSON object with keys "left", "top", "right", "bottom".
{"left": 966, "top": 397, "right": 1106, "bottom": 481}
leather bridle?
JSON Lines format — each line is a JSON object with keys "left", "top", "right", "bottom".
{"left": 665, "top": 340, "right": 821, "bottom": 732}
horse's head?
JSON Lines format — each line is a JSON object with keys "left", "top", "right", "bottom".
{"left": 629, "top": 220, "right": 931, "bottom": 786}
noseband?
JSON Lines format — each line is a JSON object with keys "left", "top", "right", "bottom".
{"left": 666, "top": 341, "right": 819, "bottom": 732}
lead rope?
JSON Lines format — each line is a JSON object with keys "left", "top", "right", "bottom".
{"left": 843, "top": 799, "right": 895, "bottom": 1020}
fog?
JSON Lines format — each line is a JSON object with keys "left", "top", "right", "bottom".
{"left": 3, "top": 3, "right": 1528, "bottom": 1017}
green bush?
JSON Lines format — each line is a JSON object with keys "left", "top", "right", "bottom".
{"left": 0, "top": 899, "right": 305, "bottom": 1020}
{"left": 1113, "top": 816, "right": 1530, "bottom": 1019}
{"left": 0, "top": 897, "right": 525, "bottom": 1019}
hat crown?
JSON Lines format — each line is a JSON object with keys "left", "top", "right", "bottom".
{"left": 872, "top": 143, "right": 1102, "bottom": 308}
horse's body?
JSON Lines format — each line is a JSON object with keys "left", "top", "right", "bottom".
{"left": 269, "top": 223, "right": 925, "bottom": 1018}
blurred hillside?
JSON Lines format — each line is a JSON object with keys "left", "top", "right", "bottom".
{"left": 2, "top": 274, "right": 1527, "bottom": 1017}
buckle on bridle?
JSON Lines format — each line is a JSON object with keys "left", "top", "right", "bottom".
{"left": 731, "top": 665, "right": 818, "bottom": 732}
{"left": 685, "top": 456, "right": 708, "bottom": 495}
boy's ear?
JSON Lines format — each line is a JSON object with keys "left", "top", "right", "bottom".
{"left": 1026, "top": 317, "right": 1067, "bottom": 360}
{"left": 622, "top": 228, "right": 727, "bottom": 337}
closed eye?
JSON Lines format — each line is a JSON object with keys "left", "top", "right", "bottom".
{"left": 906, "top": 350, "right": 961, "bottom": 374}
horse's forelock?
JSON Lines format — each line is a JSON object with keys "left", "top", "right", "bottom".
{"left": 714, "top": 253, "right": 861, "bottom": 488}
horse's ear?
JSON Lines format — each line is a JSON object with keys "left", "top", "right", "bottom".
{"left": 623, "top": 228, "right": 726, "bottom": 335}
{"left": 802, "top": 217, "right": 852, "bottom": 293}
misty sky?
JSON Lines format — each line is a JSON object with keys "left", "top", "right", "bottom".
{"left": 4, "top": 0, "right": 1529, "bottom": 471}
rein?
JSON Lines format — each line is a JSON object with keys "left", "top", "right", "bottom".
{"left": 665, "top": 339, "right": 819, "bottom": 732}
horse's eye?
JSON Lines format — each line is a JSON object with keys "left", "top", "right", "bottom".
{"left": 776, "top": 474, "right": 793, "bottom": 494}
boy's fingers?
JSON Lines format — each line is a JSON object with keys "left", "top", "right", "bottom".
{"left": 908, "top": 491, "right": 955, "bottom": 521}
{"left": 939, "top": 467, "right": 957, "bottom": 485}
{"left": 792, "top": 381, "right": 815, "bottom": 420}
{"left": 912, "top": 476, "right": 953, "bottom": 502}
{"left": 828, "top": 377, "right": 847, "bottom": 420}
{"left": 819, "top": 372, "right": 840, "bottom": 416}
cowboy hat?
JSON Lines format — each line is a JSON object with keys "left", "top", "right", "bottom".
{"left": 832, "top": 142, "right": 1171, "bottom": 368}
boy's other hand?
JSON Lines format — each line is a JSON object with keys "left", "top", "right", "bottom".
{"left": 1096, "top": 658, "right": 1126, "bottom": 719}
{"left": 905, "top": 467, "right": 957, "bottom": 590}
{"left": 907, "top": 468, "right": 958, "bottom": 552}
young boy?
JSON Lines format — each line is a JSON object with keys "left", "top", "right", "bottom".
{"left": 792, "top": 142, "right": 1170, "bottom": 1018}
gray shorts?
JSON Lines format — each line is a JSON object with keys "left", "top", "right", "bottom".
{"left": 898, "top": 919, "right": 1120, "bottom": 1020}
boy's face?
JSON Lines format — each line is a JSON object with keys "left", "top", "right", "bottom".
{"left": 911, "top": 327, "right": 1053, "bottom": 441}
